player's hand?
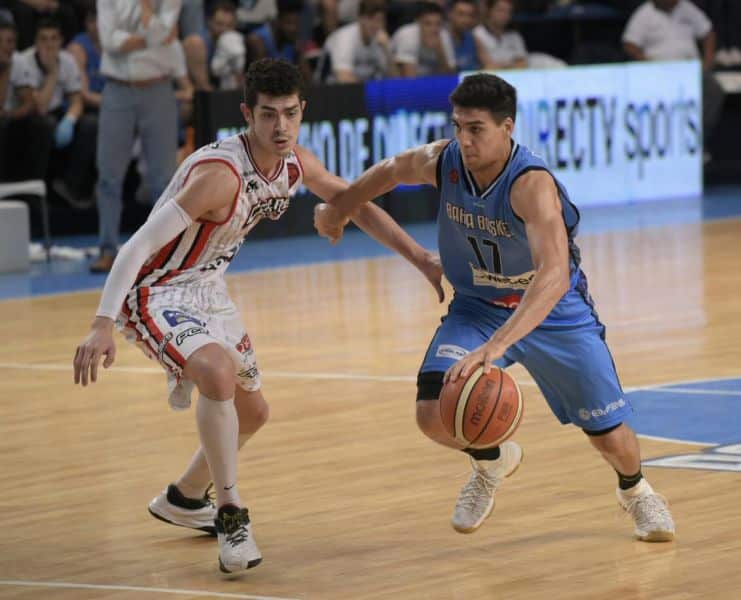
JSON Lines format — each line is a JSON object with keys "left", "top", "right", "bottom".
{"left": 444, "top": 339, "right": 506, "bottom": 383}
{"left": 314, "top": 202, "right": 349, "bottom": 245}
{"left": 418, "top": 251, "right": 444, "bottom": 303}
{"left": 73, "top": 317, "right": 117, "bottom": 386}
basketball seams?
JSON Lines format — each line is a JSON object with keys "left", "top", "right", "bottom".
{"left": 455, "top": 366, "right": 483, "bottom": 446}
{"left": 468, "top": 368, "right": 504, "bottom": 449}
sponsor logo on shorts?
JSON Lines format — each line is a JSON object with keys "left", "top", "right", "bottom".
{"left": 236, "top": 334, "right": 252, "bottom": 355}
{"left": 163, "top": 310, "right": 204, "bottom": 328}
{"left": 435, "top": 344, "right": 469, "bottom": 360}
{"left": 237, "top": 366, "right": 259, "bottom": 380}
{"left": 175, "top": 327, "right": 207, "bottom": 346}
{"left": 578, "top": 398, "right": 626, "bottom": 421}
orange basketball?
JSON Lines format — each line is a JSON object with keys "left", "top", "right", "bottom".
{"left": 439, "top": 366, "right": 524, "bottom": 449}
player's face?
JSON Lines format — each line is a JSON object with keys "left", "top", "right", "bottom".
{"left": 241, "top": 93, "right": 305, "bottom": 156}
{"left": 452, "top": 106, "right": 513, "bottom": 172}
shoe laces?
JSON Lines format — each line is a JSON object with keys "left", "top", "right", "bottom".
{"left": 220, "top": 509, "right": 250, "bottom": 547}
{"left": 457, "top": 469, "right": 499, "bottom": 511}
{"left": 203, "top": 483, "right": 215, "bottom": 507}
{"left": 622, "top": 492, "right": 672, "bottom": 527}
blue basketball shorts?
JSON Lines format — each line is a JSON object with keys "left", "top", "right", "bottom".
{"left": 418, "top": 293, "right": 631, "bottom": 430}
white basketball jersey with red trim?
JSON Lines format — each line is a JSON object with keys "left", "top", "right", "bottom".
{"left": 134, "top": 133, "right": 304, "bottom": 289}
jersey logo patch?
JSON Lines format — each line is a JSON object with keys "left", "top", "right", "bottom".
{"left": 162, "top": 310, "right": 205, "bottom": 327}
{"left": 449, "top": 169, "right": 459, "bottom": 184}
{"left": 287, "top": 163, "right": 300, "bottom": 188}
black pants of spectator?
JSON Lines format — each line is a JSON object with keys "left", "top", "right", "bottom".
{"left": 703, "top": 71, "right": 725, "bottom": 146}
{"left": 705, "top": 0, "right": 741, "bottom": 49}
{"left": 45, "top": 109, "right": 98, "bottom": 207}
{"left": 0, "top": 0, "right": 78, "bottom": 49}
{"left": 0, "top": 114, "right": 53, "bottom": 182}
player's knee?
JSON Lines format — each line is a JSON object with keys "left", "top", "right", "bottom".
{"left": 583, "top": 423, "right": 623, "bottom": 453}
{"left": 415, "top": 400, "right": 441, "bottom": 436}
{"left": 249, "top": 397, "right": 269, "bottom": 431}
{"left": 184, "top": 344, "right": 235, "bottom": 399}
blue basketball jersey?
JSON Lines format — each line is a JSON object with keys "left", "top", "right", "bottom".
{"left": 436, "top": 139, "right": 591, "bottom": 325}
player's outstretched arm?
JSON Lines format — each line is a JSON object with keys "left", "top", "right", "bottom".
{"left": 73, "top": 162, "right": 239, "bottom": 386}
{"left": 446, "top": 170, "right": 571, "bottom": 382}
{"left": 297, "top": 145, "right": 445, "bottom": 302}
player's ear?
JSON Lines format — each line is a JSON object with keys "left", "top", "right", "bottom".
{"left": 240, "top": 102, "right": 253, "bottom": 125}
{"left": 300, "top": 99, "right": 307, "bottom": 113}
{"left": 503, "top": 116, "right": 514, "bottom": 136}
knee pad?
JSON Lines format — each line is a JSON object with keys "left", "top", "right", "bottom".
{"left": 416, "top": 371, "right": 445, "bottom": 401}
{"left": 583, "top": 423, "right": 621, "bottom": 437}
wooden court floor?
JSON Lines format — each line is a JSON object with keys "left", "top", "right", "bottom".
{"left": 0, "top": 218, "right": 740, "bottom": 599}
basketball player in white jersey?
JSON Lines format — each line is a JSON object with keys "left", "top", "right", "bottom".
{"left": 73, "top": 58, "right": 443, "bottom": 573}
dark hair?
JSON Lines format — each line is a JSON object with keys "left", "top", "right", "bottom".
{"left": 243, "top": 58, "right": 306, "bottom": 108}
{"left": 416, "top": 1, "right": 444, "bottom": 17}
{"left": 0, "top": 18, "right": 16, "bottom": 33}
{"left": 35, "top": 17, "right": 62, "bottom": 34}
{"left": 449, "top": 73, "right": 517, "bottom": 122}
{"left": 449, "top": 0, "right": 477, "bottom": 8}
{"left": 209, "top": 0, "right": 237, "bottom": 16}
{"left": 358, "top": 0, "right": 386, "bottom": 17}
{"left": 277, "top": 0, "right": 304, "bottom": 15}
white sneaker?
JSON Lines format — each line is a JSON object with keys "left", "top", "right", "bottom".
{"left": 215, "top": 505, "right": 262, "bottom": 573}
{"left": 451, "top": 441, "right": 523, "bottom": 534}
{"left": 617, "top": 479, "right": 675, "bottom": 542}
{"left": 148, "top": 484, "right": 217, "bottom": 534}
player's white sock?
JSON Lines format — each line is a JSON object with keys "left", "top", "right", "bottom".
{"left": 196, "top": 393, "right": 241, "bottom": 508}
{"left": 176, "top": 434, "right": 252, "bottom": 499}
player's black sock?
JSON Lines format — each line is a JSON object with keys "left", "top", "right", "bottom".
{"left": 616, "top": 469, "right": 643, "bottom": 490}
{"left": 463, "top": 446, "right": 501, "bottom": 461}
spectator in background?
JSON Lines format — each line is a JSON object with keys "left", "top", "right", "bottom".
{"left": 323, "top": 0, "right": 395, "bottom": 82}
{"left": 447, "top": 0, "right": 484, "bottom": 72}
{"left": 622, "top": 0, "right": 724, "bottom": 151}
{"left": 0, "top": 0, "right": 78, "bottom": 49}
{"left": 700, "top": 1, "right": 741, "bottom": 67}
{"left": 247, "top": 0, "right": 309, "bottom": 78}
{"left": 56, "top": 2, "right": 102, "bottom": 208}
{"left": 474, "top": 0, "right": 528, "bottom": 69}
{"left": 391, "top": 1, "right": 454, "bottom": 77}
{"left": 92, "top": 0, "right": 182, "bottom": 273}
{"left": 207, "top": 1, "right": 245, "bottom": 89}
{"left": 233, "top": 0, "right": 277, "bottom": 33}
{"left": 0, "top": 17, "right": 52, "bottom": 182}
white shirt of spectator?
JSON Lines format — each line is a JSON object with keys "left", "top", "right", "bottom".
{"left": 326, "top": 22, "right": 388, "bottom": 81}
{"left": 211, "top": 31, "right": 245, "bottom": 90}
{"left": 98, "top": 0, "right": 182, "bottom": 81}
{"left": 17, "top": 46, "right": 81, "bottom": 113}
{"left": 2, "top": 52, "right": 31, "bottom": 112}
{"left": 473, "top": 25, "right": 526, "bottom": 65}
{"left": 622, "top": 0, "right": 711, "bottom": 61}
{"left": 391, "top": 23, "right": 455, "bottom": 76}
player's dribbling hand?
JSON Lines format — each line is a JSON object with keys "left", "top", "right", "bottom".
{"left": 444, "top": 339, "right": 506, "bottom": 383}
{"left": 73, "top": 317, "right": 117, "bottom": 386}
{"left": 418, "top": 251, "right": 445, "bottom": 303}
{"left": 314, "top": 203, "right": 349, "bottom": 245}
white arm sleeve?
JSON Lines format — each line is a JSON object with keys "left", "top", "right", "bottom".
{"left": 95, "top": 201, "right": 193, "bottom": 319}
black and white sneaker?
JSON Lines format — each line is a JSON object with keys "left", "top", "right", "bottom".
{"left": 216, "top": 505, "right": 262, "bottom": 573}
{"left": 148, "top": 483, "right": 217, "bottom": 535}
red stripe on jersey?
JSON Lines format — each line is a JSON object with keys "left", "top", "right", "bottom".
{"left": 137, "top": 287, "right": 187, "bottom": 368}
{"left": 135, "top": 232, "right": 183, "bottom": 286}
{"left": 153, "top": 220, "right": 219, "bottom": 286}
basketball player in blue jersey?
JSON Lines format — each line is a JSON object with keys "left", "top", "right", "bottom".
{"left": 314, "top": 73, "right": 675, "bottom": 542}
{"left": 72, "top": 58, "right": 444, "bottom": 574}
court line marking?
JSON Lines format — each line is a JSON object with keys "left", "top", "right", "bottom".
{"left": 0, "top": 580, "right": 299, "bottom": 600}
{"left": 638, "top": 387, "right": 741, "bottom": 397}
